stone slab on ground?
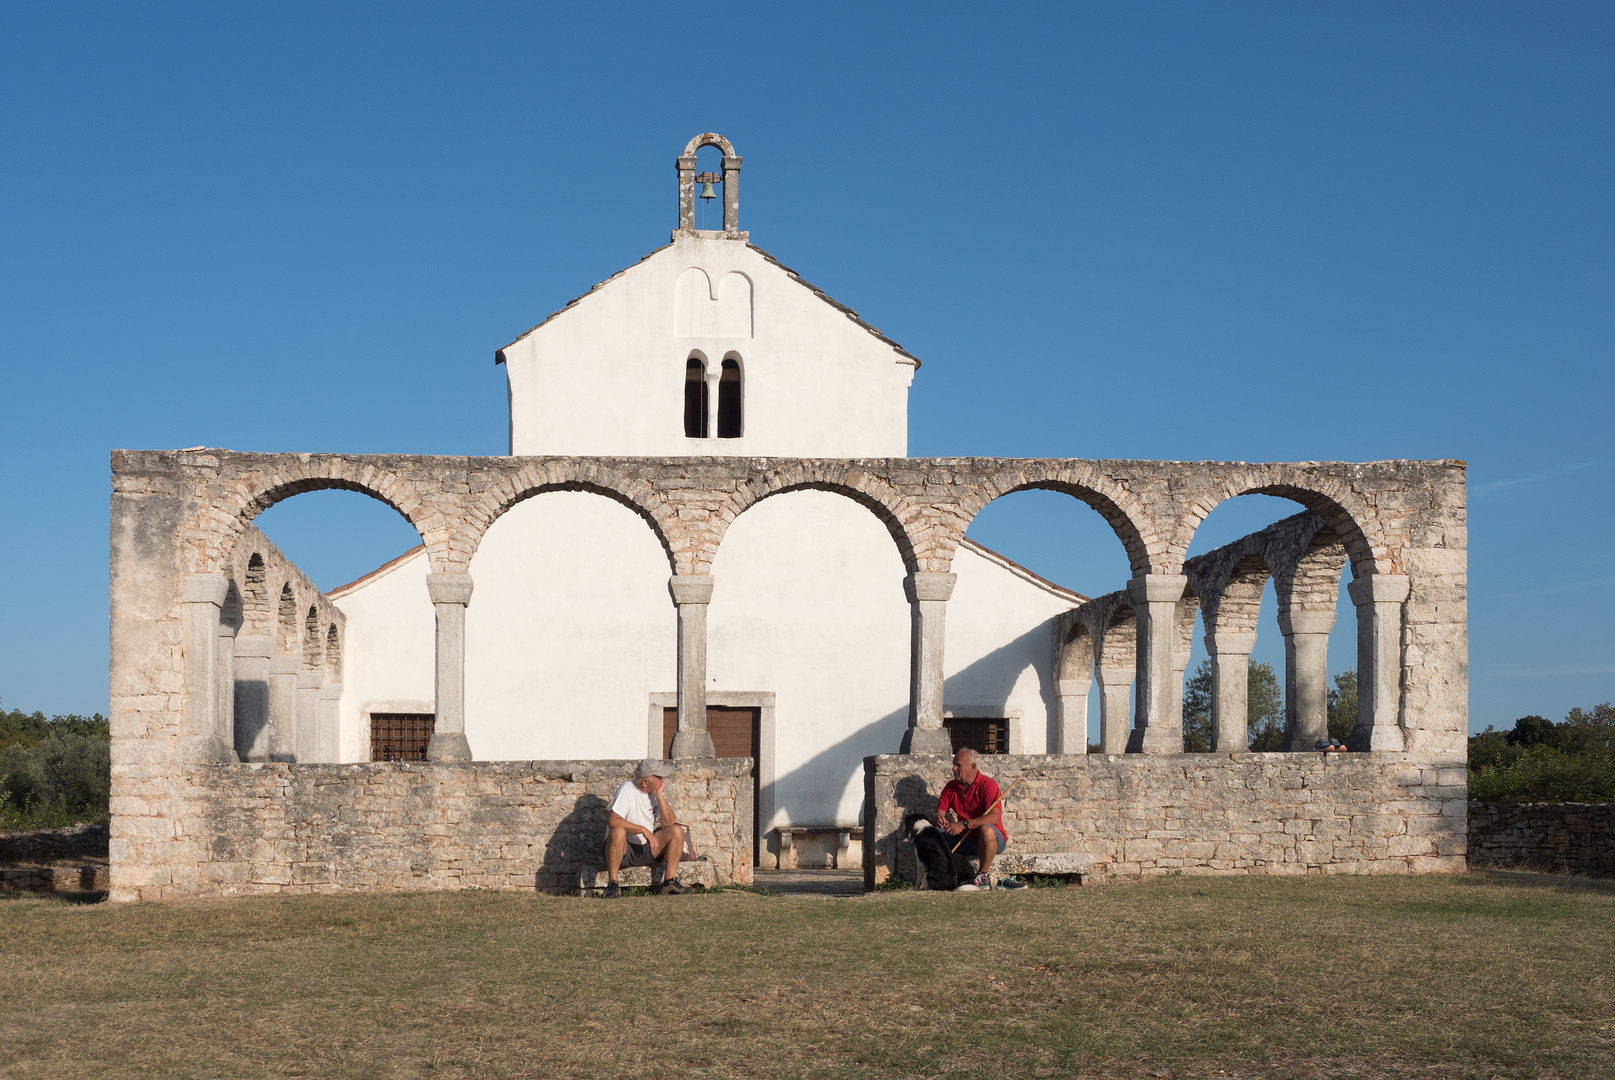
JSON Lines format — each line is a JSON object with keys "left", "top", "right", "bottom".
{"left": 755, "top": 869, "right": 863, "bottom": 897}
{"left": 0, "top": 864, "right": 107, "bottom": 892}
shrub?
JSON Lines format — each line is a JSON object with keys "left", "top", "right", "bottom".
{"left": 0, "top": 700, "right": 111, "bottom": 830}
{"left": 1468, "top": 704, "right": 1615, "bottom": 803}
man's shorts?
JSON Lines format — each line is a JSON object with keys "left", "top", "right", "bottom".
{"left": 604, "top": 837, "right": 657, "bottom": 867}
{"left": 951, "top": 825, "right": 1008, "bottom": 857}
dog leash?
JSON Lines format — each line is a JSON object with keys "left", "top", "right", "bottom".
{"left": 947, "top": 778, "right": 1021, "bottom": 854}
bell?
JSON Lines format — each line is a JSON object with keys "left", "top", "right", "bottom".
{"left": 699, "top": 180, "right": 717, "bottom": 201}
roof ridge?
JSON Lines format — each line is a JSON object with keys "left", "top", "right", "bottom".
{"left": 326, "top": 544, "right": 427, "bottom": 599}
{"left": 959, "top": 536, "right": 1088, "bottom": 604}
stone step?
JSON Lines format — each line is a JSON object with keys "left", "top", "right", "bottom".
{"left": 0, "top": 864, "right": 106, "bottom": 892}
{"left": 577, "top": 859, "right": 719, "bottom": 894}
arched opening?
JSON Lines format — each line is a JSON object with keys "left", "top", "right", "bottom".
{"left": 243, "top": 488, "right": 427, "bottom": 764}
{"left": 465, "top": 490, "right": 675, "bottom": 761}
{"left": 691, "top": 143, "right": 725, "bottom": 231}
{"left": 243, "top": 555, "right": 269, "bottom": 635}
{"left": 1183, "top": 494, "right": 1353, "bottom": 752}
{"left": 684, "top": 356, "right": 708, "bottom": 438}
{"left": 960, "top": 487, "right": 1134, "bottom": 754}
{"left": 717, "top": 357, "right": 743, "bottom": 438}
{"left": 709, "top": 487, "right": 911, "bottom": 869}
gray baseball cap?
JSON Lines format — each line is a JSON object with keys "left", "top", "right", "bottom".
{"left": 635, "top": 758, "right": 675, "bottom": 779}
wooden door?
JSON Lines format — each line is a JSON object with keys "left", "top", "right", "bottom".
{"left": 663, "top": 706, "right": 761, "bottom": 863}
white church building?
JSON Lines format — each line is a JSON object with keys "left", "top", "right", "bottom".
{"left": 324, "top": 134, "right": 1085, "bottom": 867}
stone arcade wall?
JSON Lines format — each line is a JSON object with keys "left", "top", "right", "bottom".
{"left": 109, "top": 758, "right": 752, "bottom": 902}
{"left": 863, "top": 753, "right": 1467, "bottom": 888}
{"left": 1467, "top": 801, "right": 1615, "bottom": 877}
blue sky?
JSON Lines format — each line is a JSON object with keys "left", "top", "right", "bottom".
{"left": 1, "top": 4, "right": 1610, "bottom": 732}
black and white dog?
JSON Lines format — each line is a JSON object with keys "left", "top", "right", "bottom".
{"left": 903, "top": 812, "right": 958, "bottom": 891}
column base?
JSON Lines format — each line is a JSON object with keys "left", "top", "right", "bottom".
{"left": 1347, "top": 723, "right": 1404, "bottom": 752}
{"left": 900, "top": 726, "right": 954, "bottom": 755}
{"left": 670, "top": 731, "right": 716, "bottom": 758}
{"left": 181, "top": 735, "right": 235, "bottom": 763}
{"left": 1126, "top": 724, "right": 1182, "bottom": 755}
{"left": 427, "top": 733, "right": 473, "bottom": 762}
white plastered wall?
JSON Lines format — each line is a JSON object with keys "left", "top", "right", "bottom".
{"left": 330, "top": 491, "right": 1079, "bottom": 824}
{"left": 500, "top": 236, "right": 915, "bottom": 457}
{"left": 328, "top": 548, "right": 435, "bottom": 763}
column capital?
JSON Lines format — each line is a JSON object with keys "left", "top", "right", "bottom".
{"left": 904, "top": 572, "right": 956, "bottom": 603}
{"left": 1206, "top": 631, "right": 1257, "bottom": 656}
{"left": 181, "top": 573, "right": 229, "bottom": 607}
{"left": 1127, "top": 573, "right": 1188, "bottom": 605}
{"left": 1279, "top": 609, "right": 1338, "bottom": 636}
{"left": 1347, "top": 574, "right": 1409, "bottom": 606}
{"left": 426, "top": 573, "right": 474, "bottom": 606}
{"left": 234, "top": 635, "right": 275, "bottom": 659}
{"left": 1056, "top": 677, "right": 1092, "bottom": 696}
{"left": 669, "top": 574, "right": 715, "bottom": 605}
{"left": 1095, "top": 665, "right": 1135, "bottom": 687}
{"left": 296, "top": 671, "right": 324, "bottom": 690}
{"left": 268, "top": 655, "right": 302, "bottom": 675}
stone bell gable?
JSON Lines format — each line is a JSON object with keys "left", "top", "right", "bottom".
{"left": 496, "top": 134, "right": 919, "bottom": 459}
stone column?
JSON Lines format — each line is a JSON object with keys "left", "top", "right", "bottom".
{"left": 901, "top": 572, "right": 956, "bottom": 754}
{"left": 267, "top": 654, "right": 300, "bottom": 761}
{"left": 1055, "top": 674, "right": 1091, "bottom": 755}
{"left": 232, "top": 635, "right": 274, "bottom": 761}
{"left": 1095, "top": 667, "right": 1133, "bottom": 755}
{"left": 1281, "top": 609, "right": 1337, "bottom": 750}
{"left": 216, "top": 619, "right": 239, "bottom": 761}
{"left": 180, "top": 574, "right": 232, "bottom": 762}
{"left": 1346, "top": 574, "right": 1410, "bottom": 752}
{"left": 669, "top": 575, "right": 716, "bottom": 758}
{"left": 1207, "top": 631, "right": 1255, "bottom": 752}
{"left": 705, "top": 370, "right": 722, "bottom": 441}
{"left": 1126, "top": 573, "right": 1188, "bottom": 754}
{"left": 426, "top": 572, "right": 474, "bottom": 762}
{"left": 317, "top": 683, "right": 342, "bottom": 763}
{"left": 721, "top": 154, "right": 743, "bottom": 235}
{"left": 295, "top": 670, "right": 323, "bottom": 762}
{"left": 676, "top": 154, "right": 697, "bottom": 232}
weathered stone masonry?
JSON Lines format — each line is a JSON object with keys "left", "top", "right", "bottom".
{"left": 109, "top": 449, "right": 1467, "bottom": 899}
{"left": 1468, "top": 801, "right": 1615, "bottom": 877}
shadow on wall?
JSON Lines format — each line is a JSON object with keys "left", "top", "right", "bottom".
{"left": 940, "top": 618, "right": 1059, "bottom": 749}
{"left": 537, "top": 793, "right": 608, "bottom": 890}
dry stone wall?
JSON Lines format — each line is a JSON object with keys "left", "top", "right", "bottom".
{"left": 1467, "top": 801, "right": 1615, "bottom": 876}
{"left": 864, "top": 753, "right": 1467, "bottom": 888}
{"left": 109, "top": 758, "right": 751, "bottom": 902}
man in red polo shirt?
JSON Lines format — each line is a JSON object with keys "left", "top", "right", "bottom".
{"left": 935, "top": 747, "right": 1010, "bottom": 889}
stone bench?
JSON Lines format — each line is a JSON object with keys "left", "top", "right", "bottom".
{"left": 576, "top": 858, "right": 719, "bottom": 895}
{"left": 776, "top": 826, "right": 862, "bottom": 870}
{"left": 955, "top": 852, "right": 1095, "bottom": 884}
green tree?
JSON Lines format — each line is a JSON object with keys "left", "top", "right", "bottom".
{"left": 1246, "top": 661, "right": 1285, "bottom": 751}
{"left": 1182, "top": 660, "right": 1213, "bottom": 752}
{"left": 0, "top": 698, "right": 111, "bottom": 829}
{"left": 1506, "top": 714, "right": 1558, "bottom": 749}
{"left": 1326, "top": 669, "right": 1357, "bottom": 743}
{"left": 1467, "top": 702, "right": 1615, "bottom": 803}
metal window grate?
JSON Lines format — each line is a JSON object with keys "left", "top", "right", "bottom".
{"left": 943, "top": 717, "right": 1008, "bottom": 755}
{"left": 370, "top": 713, "right": 434, "bottom": 762}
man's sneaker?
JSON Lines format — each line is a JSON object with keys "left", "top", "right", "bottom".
{"left": 661, "top": 880, "right": 690, "bottom": 895}
{"left": 603, "top": 882, "right": 621, "bottom": 898}
{"left": 972, "top": 872, "right": 994, "bottom": 890}
{"left": 996, "top": 876, "right": 1027, "bottom": 890}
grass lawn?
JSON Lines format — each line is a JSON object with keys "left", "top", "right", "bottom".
{"left": 2, "top": 871, "right": 1612, "bottom": 1080}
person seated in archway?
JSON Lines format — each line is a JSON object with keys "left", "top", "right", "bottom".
{"left": 935, "top": 748, "right": 1014, "bottom": 890}
{"left": 602, "top": 759, "right": 688, "bottom": 897}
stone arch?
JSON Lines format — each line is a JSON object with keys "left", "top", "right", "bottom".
{"left": 1098, "top": 601, "right": 1137, "bottom": 672}
{"left": 1175, "top": 585, "right": 1201, "bottom": 658}
{"left": 276, "top": 584, "right": 298, "bottom": 653}
{"left": 1210, "top": 553, "right": 1271, "bottom": 637}
{"left": 206, "top": 462, "right": 435, "bottom": 575}
{"left": 243, "top": 553, "right": 270, "bottom": 636}
{"left": 952, "top": 464, "right": 1160, "bottom": 576}
{"left": 711, "top": 465, "right": 926, "bottom": 576}
{"left": 325, "top": 624, "right": 341, "bottom": 678}
{"left": 683, "top": 132, "right": 737, "bottom": 158}
{"left": 303, "top": 606, "right": 322, "bottom": 668}
{"left": 1057, "top": 620, "right": 1093, "bottom": 680}
{"left": 465, "top": 462, "right": 678, "bottom": 575}
{"left": 1273, "top": 524, "right": 1348, "bottom": 617}
{"left": 1173, "top": 468, "right": 1388, "bottom": 578}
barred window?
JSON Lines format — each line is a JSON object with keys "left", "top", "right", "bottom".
{"left": 370, "top": 713, "right": 433, "bottom": 762}
{"left": 943, "top": 717, "right": 1009, "bottom": 755}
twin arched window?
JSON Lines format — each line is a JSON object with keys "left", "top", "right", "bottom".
{"left": 684, "top": 356, "right": 743, "bottom": 439}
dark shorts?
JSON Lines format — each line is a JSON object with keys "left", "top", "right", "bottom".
{"left": 605, "top": 837, "right": 657, "bottom": 867}
{"left": 951, "top": 825, "right": 1007, "bottom": 857}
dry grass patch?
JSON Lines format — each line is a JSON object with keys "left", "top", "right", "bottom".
{"left": 2, "top": 871, "right": 1612, "bottom": 1079}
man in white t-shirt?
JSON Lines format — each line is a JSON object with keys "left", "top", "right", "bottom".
{"left": 601, "top": 758, "right": 688, "bottom": 897}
